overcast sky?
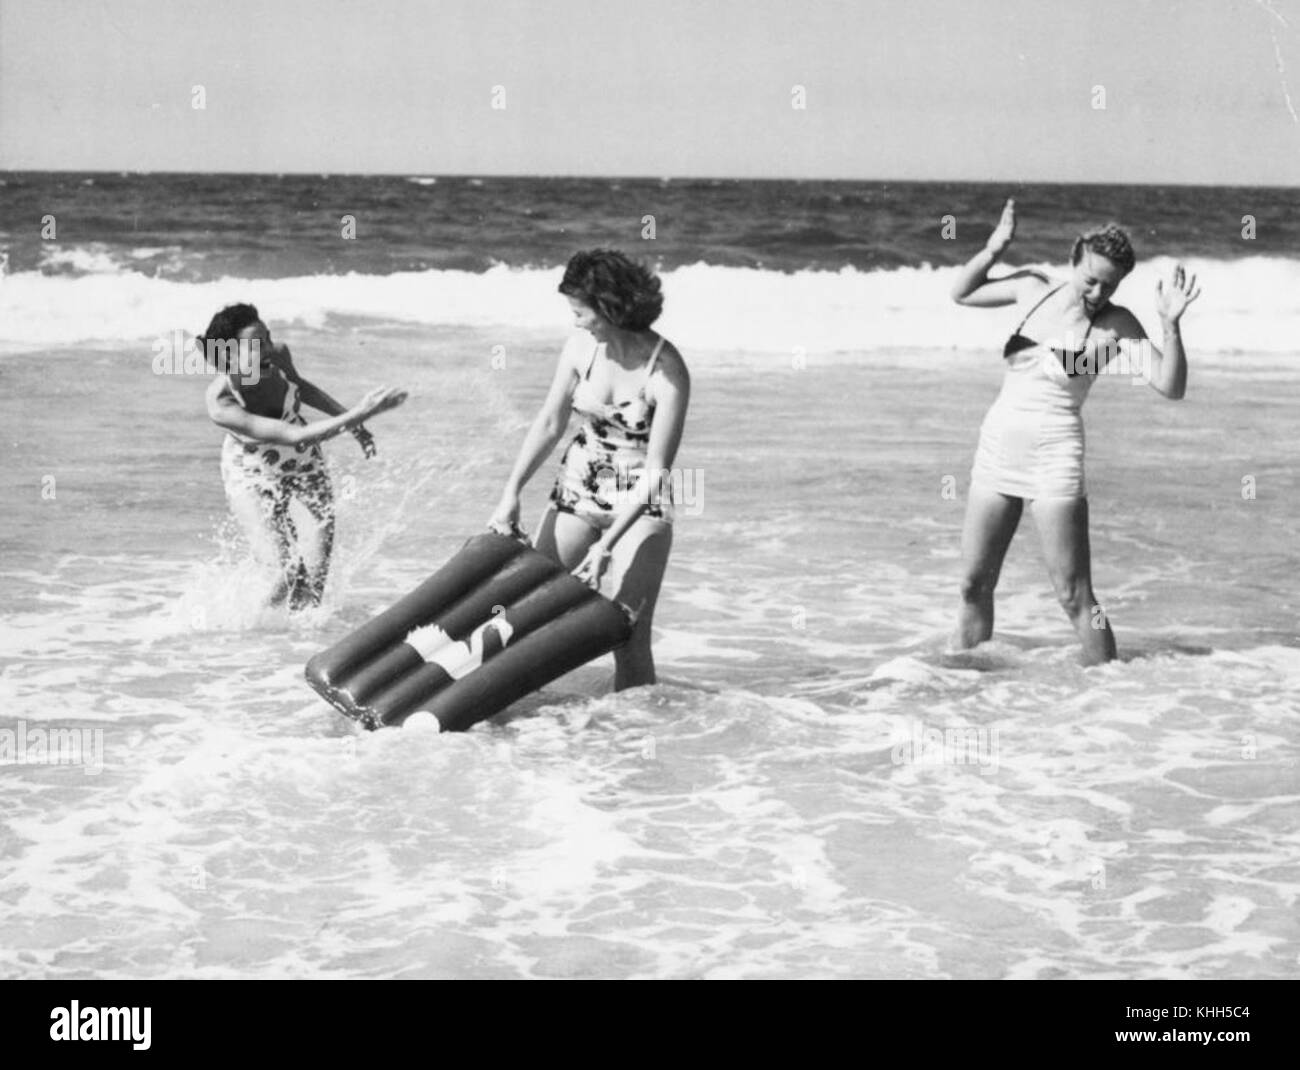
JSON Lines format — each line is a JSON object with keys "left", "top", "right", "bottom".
{"left": 2, "top": 0, "right": 1297, "bottom": 183}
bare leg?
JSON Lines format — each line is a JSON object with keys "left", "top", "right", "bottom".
{"left": 606, "top": 516, "right": 673, "bottom": 690}
{"left": 955, "top": 486, "right": 1024, "bottom": 648}
{"left": 223, "top": 474, "right": 293, "bottom": 606}
{"left": 534, "top": 507, "right": 672, "bottom": 690}
{"left": 1031, "top": 496, "right": 1117, "bottom": 665}
{"left": 533, "top": 506, "right": 600, "bottom": 569}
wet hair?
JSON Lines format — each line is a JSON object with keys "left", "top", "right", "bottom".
{"left": 1070, "top": 224, "right": 1136, "bottom": 276}
{"left": 558, "top": 249, "right": 663, "bottom": 331}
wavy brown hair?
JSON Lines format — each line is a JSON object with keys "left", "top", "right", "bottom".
{"left": 558, "top": 249, "right": 663, "bottom": 331}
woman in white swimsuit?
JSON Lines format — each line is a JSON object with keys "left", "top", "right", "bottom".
{"left": 202, "top": 304, "right": 406, "bottom": 609}
{"left": 950, "top": 201, "right": 1200, "bottom": 664}
{"left": 488, "top": 250, "right": 690, "bottom": 689}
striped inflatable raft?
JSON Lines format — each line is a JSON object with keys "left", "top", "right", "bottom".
{"left": 305, "top": 532, "right": 633, "bottom": 731}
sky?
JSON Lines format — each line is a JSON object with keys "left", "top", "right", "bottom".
{"left": 1, "top": 0, "right": 1298, "bottom": 183}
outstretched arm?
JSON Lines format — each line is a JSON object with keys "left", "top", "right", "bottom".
{"left": 1115, "top": 264, "right": 1200, "bottom": 400}
{"left": 487, "top": 338, "right": 581, "bottom": 533}
{"left": 273, "top": 345, "right": 378, "bottom": 455}
{"left": 951, "top": 198, "right": 1049, "bottom": 308}
{"left": 208, "top": 384, "right": 406, "bottom": 448}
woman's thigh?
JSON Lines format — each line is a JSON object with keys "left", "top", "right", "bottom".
{"left": 1030, "top": 496, "right": 1094, "bottom": 590}
{"left": 959, "top": 485, "right": 1024, "bottom": 583}
{"left": 607, "top": 516, "right": 674, "bottom": 625}
{"left": 533, "top": 506, "right": 601, "bottom": 570}
{"left": 224, "top": 471, "right": 289, "bottom": 567}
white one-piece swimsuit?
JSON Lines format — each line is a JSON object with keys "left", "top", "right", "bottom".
{"left": 970, "top": 286, "right": 1099, "bottom": 500}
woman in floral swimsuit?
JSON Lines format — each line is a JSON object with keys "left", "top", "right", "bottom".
{"left": 202, "top": 304, "right": 406, "bottom": 609}
{"left": 488, "top": 251, "right": 690, "bottom": 689}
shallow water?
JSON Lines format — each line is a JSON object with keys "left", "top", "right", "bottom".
{"left": 1, "top": 329, "right": 1297, "bottom": 978}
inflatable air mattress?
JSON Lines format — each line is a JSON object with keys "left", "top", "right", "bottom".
{"left": 305, "top": 532, "right": 633, "bottom": 731}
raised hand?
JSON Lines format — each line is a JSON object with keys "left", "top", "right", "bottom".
{"left": 359, "top": 386, "right": 408, "bottom": 418}
{"left": 1155, "top": 264, "right": 1201, "bottom": 323}
{"left": 986, "top": 198, "right": 1017, "bottom": 256}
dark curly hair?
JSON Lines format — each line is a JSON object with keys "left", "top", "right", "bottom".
{"left": 558, "top": 250, "right": 663, "bottom": 331}
{"left": 198, "top": 303, "right": 260, "bottom": 349}
{"left": 1070, "top": 224, "right": 1136, "bottom": 276}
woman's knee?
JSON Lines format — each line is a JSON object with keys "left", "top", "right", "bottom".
{"left": 1051, "top": 574, "right": 1093, "bottom": 615}
{"left": 619, "top": 616, "right": 654, "bottom": 656}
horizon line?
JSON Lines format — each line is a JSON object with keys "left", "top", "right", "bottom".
{"left": 0, "top": 168, "right": 1295, "bottom": 191}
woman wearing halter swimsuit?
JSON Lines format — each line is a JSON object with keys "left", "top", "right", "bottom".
{"left": 202, "top": 304, "right": 407, "bottom": 610}
{"left": 950, "top": 200, "right": 1201, "bottom": 665}
{"left": 488, "top": 250, "right": 690, "bottom": 690}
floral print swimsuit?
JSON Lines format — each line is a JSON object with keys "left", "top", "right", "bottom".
{"left": 549, "top": 337, "right": 674, "bottom": 530}
{"left": 218, "top": 367, "right": 333, "bottom": 527}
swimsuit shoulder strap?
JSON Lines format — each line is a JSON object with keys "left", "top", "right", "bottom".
{"left": 1014, "top": 283, "right": 1065, "bottom": 333}
{"left": 582, "top": 339, "right": 600, "bottom": 381}
{"left": 634, "top": 337, "right": 666, "bottom": 402}
{"left": 225, "top": 374, "right": 247, "bottom": 408}
{"left": 644, "top": 336, "right": 665, "bottom": 382}
{"left": 1080, "top": 299, "right": 1101, "bottom": 346}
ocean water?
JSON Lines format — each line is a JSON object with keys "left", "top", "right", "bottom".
{"left": 0, "top": 175, "right": 1297, "bottom": 979}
